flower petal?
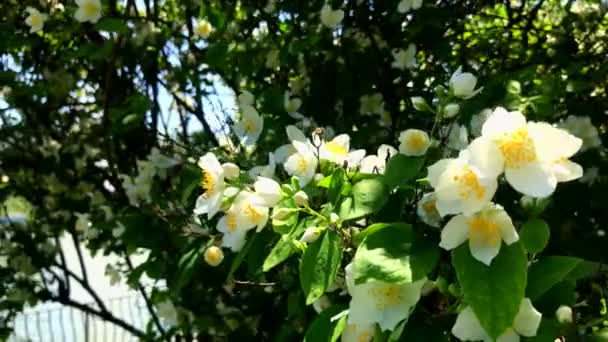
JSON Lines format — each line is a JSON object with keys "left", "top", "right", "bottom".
{"left": 494, "top": 208, "right": 519, "bottom": 245}
{"left": 496, "top": 328, "right": 520, "bottom": 342}
{"left": 465, "top": 137, "right": 505, "bottom": 177}
{"left": 439, "top": 215, "right": 469, "bottom": 250}
{"left": 512, "top": 298, "right": 542, "bottom": 337}
{"left": 469, "top": 227, "right": 502, "bottom": 266}
{"left": 451, "top": 307, "right": 489, "bottom": 341}
{"left": 481, "top": 107, "right": 527, "bottom": 138}
{"left": 505, "top": 162, "right": 556, "bottom": 198}
{"left": 427, "top": 159, "right": 453, "bottom": 188}
{"left": 553, "top": 160, "right": 583, "bottom": 183}
{"left": 528, "top": 122, "right": 582, "bottom": 161}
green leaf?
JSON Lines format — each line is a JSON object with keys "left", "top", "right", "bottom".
{"left": 328, "top": 168, "right": 345, "bottom": 204}
{"left": 523, "top": 319, "right": 561, "bottom": 342}
{"left": 527, "top": 256, "right": 599, "bottom": 300}
{"left": 262, "top": 219, "right": 310, "bottom": 272}
{"left": 175, "top": 241, "right": 206, "bottom": 291}
{"left": 410, "top": 235, "right": 440, "bottom": 281}
{"left": 339, "top": 178, "right": 388, "bottom": 220}
{"left": 383, "top": 155, "right": 424, "bottom": 190}
{"left": 452, "top": 243, "right": 527, "bottom": 339}
{"left": 227, "top": 233, "right": 256, "bottom": 281}
{"left": 353, "top": 223, "right": 416, "bottom": 284}
{"left": 519, "top": 219, "right": 550, "bottom": 253}
{"left": 303, "top": 305, "right": 347, "bottom": 342}
{"left": 300, "top": 230, "right": 343, "bottom": 305}
{"left": 95, "top": 18, "right": 129, "bottom": 34}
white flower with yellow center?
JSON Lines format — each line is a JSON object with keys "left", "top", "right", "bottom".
{"left": 473, "top": 107, "right": 583, "bottom": 197}
{"left": 274, "top": 125, "right": 310, "bottom": 164}
{"left": 416, "top": 193, "right": 441, "bottom": 228}
{"left": 439, "top": 203, "right": 518, "bottom": 265}
{"left": 74, "top": 0, "right": 102, "bottom": 23}
{"left": 25, "top": 7, "right": 47, "bottom": 33}
{"left": 341, "top": 323, "right": 374, "bottom": 342}
{"left": 254, "top": 176, "right": 281, "bottom": 207}
{"left": 360, "top": 144, "right": 398, "bottom": 174}
{"left": 452, "top": 298, "right": 541, "bottom": 341}
{"left": 320, "top": 134, "right": 366, "bottom": 167}
{"left": 391, "top": 44, "right": 417, "bottom": 70}
{"left": 345, "top": 263, "right": 426, "bottom": 331}
{"left": 194, "top": 19, "right": 214, "bottom": 38}
{"left": 284, "top": 140, "right": 318, "bottom": 186}
{"left": 193, "top": 153, "right": 225, "bottom": 219}
{"left": 217, "top": 191, "right": 269, "bottom": 251}
{"left": 427, "top": 152, "right": 498, "bottom": 216}
{"left": 449, "top": 66, "right": 482, "bottom": 99}
{"left": 397, "top": 0, "right": 423, "bottom": 13}
{"left": 320, "top": 4, "right": 344, "bottom": 29}
{"left": 234, "top": 105, "right": 264, "bottom": 146}
{"left": 398, "top": 129, "right": 431, "bottom": 156}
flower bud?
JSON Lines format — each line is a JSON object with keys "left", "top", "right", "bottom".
{"left": 411, "top": 96, "right": 431, "bottom": 112}
{"left": 449, "top": 66, "right": 479, "bottom": 99}
{"left": 300, "top": 227, "right": 323, "bottom": 243}
{"left": 271, "top": 207, "right": 298, "bottom": 220}
{"left": 204, "top": 246, "right": 224, "bottom": 267}
{"left": 330, "top": 213, "right": 340, "bottom": 224}
{"left": 444, "top": 103, "right": 460, "bottom": 118}
{"left": 222, "top": 163, "right": 240, "bottom": 180}
{"left": 555, "top": 305, "right": 573, "bottom": 324}
{"left": 254, "top": 177, "right": 281, "bottom": 207}
{"left": 293, "top": 191, "right": 309, "bottom": 206}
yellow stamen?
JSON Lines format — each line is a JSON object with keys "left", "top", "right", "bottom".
{"left": 454, "top": 166, "right": 485, "bottom": 200}
{"left": 82, "top": 1, "right": 100, "bottom": 17}
{"left": 243, "top": 118, "right": 257, "bottom": 134}
{"left": 244, "top": 203, "right": 262, "bottom": 224}
{"left": 407, "top": 133, "right": 427, "bottom": 151}
{"left": 226, "top": 213, "right": 237, "bottom": 232}
{"left": 324, "top": 141, "right": 348, "bottom": 156}
{"left": 296, "top": 156, "right": 308, "bottom": 174}
{"left": 369, "top": 285, "right": 402, "bottom": 310}
{"left": 200, "top": 170, "right": 216, "bottom": 198}
{"left": 497, "top": 127, "right": 537, "bottom": 168}
{"left": 468, "top": 216, "right": 500, "bottom": 245}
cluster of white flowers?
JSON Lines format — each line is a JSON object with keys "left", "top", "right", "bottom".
{"left": 24, "top": 0, "right": 102, "bottom": 34}
{"left": 234, "top": 91, "right": 264, "bottom": 147}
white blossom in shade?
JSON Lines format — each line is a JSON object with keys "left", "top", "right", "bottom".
{"left": 194, "top": 19, "right": 214, "bottom": 38}
{"left": 74, "top": 213, "right": 91, "bottom": 233}
{"left": 444, "top": 103, "right": 460, "bottom": 118}
{"left": 156, "top": 300, "right": 178, "bottom": 326}
{"left": 449, "top": 66, "right": 482, "bottom": 99}
{"left": 300, "top": 227, "right": 323, "bottom": 243}
{"left": 233, "top": 105, "right": 264, "bottom": 146}
{"left": 444, "top": 124, "right": 469, "bottom": 151}
{"left": 452, "top": 298, "right": 542, "bottom": 341}
{"left": 345, "top": 263, "right": 426, "bottom": 331}
{"left": 427, "top": 151, "right": 499, "bottom": 217}
{"left": 254, "top": 176, "right": 281, "bottom": 207}
{"left": 359, "top": 93, "right": 385, "bottom": 116}
{"left": 416, "top": 193, "right": 441, "bottom": 228}
{"left": 359, "top": 144, "right": 398, "bottom": 174}
{"left": 284, "top": 140, "right": 318, "bottom": 186}
{"left": 341, "top": 322, "right": 374, "bottom": 342}
{"left": 248, "top": 153, "right": 276, "bottom": 179}
{"left": 397, "top": 0, "right": 423, "bottom": 13}
{"left": 555, "top": 305, "right": 573, "bottom": 324}
{"left": 273, "top": 125, "right": 310, "bottom": 165}
{"left": 472, "top": 107, "right": 583, "bottom": 197}
{"left": 237, "top": 91, "right": 254, "bottom": 108}
{"left": 217, "top": 192, "right": 269, "bottom": 251}
{"left": 398, "top": 129, "right": 431, "bottom": 156}
{"left": 470, "top": 109, "right": 492, "bottom": 137}
{"left": 320, "top": 134, "right": 366, "bottom": 167}
{"left": 221, "top": 163, "right": 240, "bottom": 180}
{"left": 320, "top": 4, "right": 344, "bottom": 29}
{"left": 193, "top": 153, "right": 225, "bottom": 219}
{"left": 74, "top": 0, "right": 102, "bottom": 23}
{"left": 204, "top": 246, "right": 224, "bottom": 267}
{"left": 439, "top": 203, "right": 518, "bottom": 265}
{"left": 293, "top": 190, "right": 309, "bottom": 206}
{"left": 25, "top": 7, "right": 47, "bottom": 33}
{"left": 391, "top": 44, "right": 417, "bottom": 70}
{"left": 284, "top": 91, "right": 304, "bottom": 119}
{"left": 558, "top": 115, "right": 601, "bottom": 152}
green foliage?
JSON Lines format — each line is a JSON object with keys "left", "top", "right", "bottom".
{"left": 520, "top": 219, "right": 551, "bottom": 253}
{"left": 300, "top": 230, "right": 343, "bottom": 305}
{"left": 303, "top": 306, "right": 347, "bottom": 342}
{"left": 339, "top": 178, "right": 388, "bottom": 220}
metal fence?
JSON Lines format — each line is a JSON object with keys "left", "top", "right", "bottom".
{"left": 10, "top": 294, "right": 151, "bottom": 342}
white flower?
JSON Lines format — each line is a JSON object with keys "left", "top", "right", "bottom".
{"left": 320, "top": 134, "right": 366, "bottom": 167}
{"left": 25, "top": 7, "right": 47, "bottom": 33}
{"left": 194, "top": 153, "right": 225, "bottom": 219}
{"left": 449, "top": 66, "right": 482, "bottom": 99}
{"left": 558, "top": 115, "right": 601, "bottom": 152}
{"left": 75, "top": 213, "right": 91, "bottom": 233}
{"left": 284, "top": 140, "right": 318, "bottom": 186}
{"left": 74, "top": 0, "right": 102, "bottom": 23}
{"left": 439, "top": 203, "right": 518, "bottom": 265}
{"left": 156, "top": 300, "right": 178, "bottom": 326}
{"left": 452, "top": 298, "right": 541, "bottom": 341}
{"left": 345, "top": 263, "right": 426, "bottom": 331}
{"left": 472, "top": 107, "right": 583, "bottom": 197}
{"left": 398, "top": 129, "right": 431, "bottom": 156}
{"left": 397, "top": 0, "right": 423, "bottom": 13}
{"left": 320, "top": 5, "right": 344, "bottom": 29}
{"left": 254, "top": 176, "right": 281, "bottom": 207}
{"left": 248, "top": 153, "right": 276, "bottom": 179}
{"left": 284, "top": 91, "right": 304, "bottom": 119}
{"left": 194, "top": 19, "right": 214, "bottom": 38}
{"left": 294, "top": 190, "right": 309, "bottom": 206}
{"left": 217, "top": 191, "right": 269, "bottom": 251}
{"left": 416, "top": 193, "right": 441, "bottom": 228}
{"left": 234, "top": 105, "right": 264, "bottom": 146}
{"left": 444, "top": 103, "right": 460, "bottom": 118}
{"left": 427, "top": 152, "right": 498, "bottom": 216}
{"left": 300, "top": 227, "right": 323, "bottom": 243}
{"left": 359, "top": 93, "right": 385, "bottom": 116}
{"left": 238, "top": 91, "right": 254, "bottom": 108}
{"left": 222, "top": 163, "right": 240, "bottom": 180}
{"left": 204, "top": 246, "right": 224, "bottom": 267}
{"left": 445, "top": 124, "right": 469, "bottom": 151}
{"left": 555, "top": 305, "right": 573, "bottom": 324}
{"left": 391, "top": 44, "right": 417, "bottom": 70}
{"left": 341, "top": 323, "right": 374, "bottom": 342}
{"left": 360, "top": 144, "right": 398, "bottom": 174}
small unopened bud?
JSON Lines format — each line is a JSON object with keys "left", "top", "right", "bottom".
{"left": 330, "top": 213, "right": 340, "bottom": 224}
{"left": 555, "top": 305, "right": 573, "bottom": 324}
{"left": 300, "top": 227, "right": 323, "bottom": 243}
{"left": 271, "top": 207, "right": 298, "bottom": 220}
{"left": 222, "top": 163, "right": 240, "bottom": 180}
{"left": 411, "top": 96, "right": 431, "bottom": 112}
{"left": 444, "top": 103, "right": 460, "bottom": 118}
{"left": 293, "top": 191, "right": 309, "bottom": 206}
{"left": 204, "top": 246, "right": 224, "bottom": 267}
